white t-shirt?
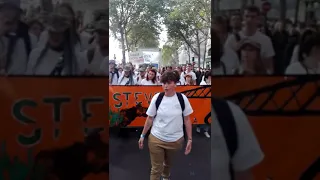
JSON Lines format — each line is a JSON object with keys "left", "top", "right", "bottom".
{"left": 84, "top": 47, "right": 107, "bottom": 75}
{"left": 285, "top": 62, "right": 320, "bottom": 75}
{"left": 225, "top": 30, "right": 275, "bottom": 59}
{"left": 38, "top": 30, "right": 91, "bottom": 52}
{"left": 140, "top": 79, "right": 157, "bottom": 85}
{"left": 289, "top": 45, "right": 299, "bottom": 64}
{"left": 26, "top": 47, "right": 87, "bottom": 75}
{"left": 146, "top": 93, "right": 193, "bottom": 142}
{"left": 118, "top": 76, "right": 137, "bottom": 85}
{"left": 220, "top": 46, "right": 240, "bottom": 74}
{"left": 1, "top": 37, "right": 28, "bottom": 75}
{"left": 211, "top": 101, "right": 264, "bottom": 180}
{"left": 182, "top": 71, "right": 197, "bottom": 81}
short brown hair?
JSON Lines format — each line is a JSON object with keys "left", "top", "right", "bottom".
{"left": 161, "top": 71, "right": 179, "bottom": 84}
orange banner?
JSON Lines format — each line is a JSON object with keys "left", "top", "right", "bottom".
{"left": 109, "top": 85, "right": 211, "bottom": 127}
{"left": 212, "top": 76, "right": 320, "bottom": 180}
{"left": 0, "top": 77, "right": 109, "bottom": 180}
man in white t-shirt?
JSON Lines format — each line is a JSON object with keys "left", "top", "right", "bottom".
{"left": 182, "top": 63, "right": 197, "bottom": 81}
{"left": 212, "top": 99, "right": 264, "bottom": 180}
{"left": 225, "top": 5, "right": 275, "bottom": 74}
{"left": 138, "top": 71, "right": 193, "bottom": 180}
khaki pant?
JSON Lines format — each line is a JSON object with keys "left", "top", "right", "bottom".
{"left": 148, "top": 134, "right": 184, "bottom": 180}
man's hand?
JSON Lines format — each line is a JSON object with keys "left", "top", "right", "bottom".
{"left": 185, "top": 140, "right": 192, "bottom": 155}
{"left": 138, "top": 138, "right": 144, "bottom": 149}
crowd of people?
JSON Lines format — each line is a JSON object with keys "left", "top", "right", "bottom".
{"left": 212, "top": 5, "right": 320, "bottom": 75}
{"left": 109, "top": 62, "right": 211, "bottom": 86}
{"left": 0, "top": 1, "right": 108, "bottom": 76}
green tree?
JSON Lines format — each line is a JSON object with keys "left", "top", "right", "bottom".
{"left": 109, "top": 0, "right": 166, "bottom": 65}
{"left": 164, "top": 0, "right": 211, "bottom": 68}
{"left": 161, "top": 39, "right": 181, "bottom": 65}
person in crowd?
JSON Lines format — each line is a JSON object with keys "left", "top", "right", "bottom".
{"left": 211, "top": 30, "right": 232, "bottom": 75}
{"left": 234, "top": 39, "right": 267, "bottom": 75}
{"left": 285, "top": 32, "right": 320, "bottom": 75}
{"left": 173, "top": 70, "right": 183, "bottom": 85}
{"left": 38, "top": 3, "right": 91, "bottom": 52}
{"left": 225, "top": 5, "right": 275, "bottom": 74}
{"left": 212, "top": 98, "right": 264, "bottom": 180}
{"left": 83, "top": 20, "right": 108, "bottom": 75}
{"left": 284, "top": 22, "right": 300, "bottom": 69}
{"left": 141, "top": 68, "right": 158, "bottom": 86}
{"left": 195, "top": 67, "right": 203, "bottom": 85}
{"left": 289, "top": 29, "right": 316, "bottom": 65}
{"left": 99, "top": 57, "right": 109, "bottom": 76}
{"left": 109, "top": 61, "right": 120, "bottom": 85}
{"left": 118, "top": 64, "right": 137, "bottom": 85}
{"left": 118, "top": 66, "right": 123, "bottom": 75}
{"left": 212, "top": 15, "right": 240, "bottom": 73}
{"left": 137, "top": 66, "right": 146, "bottom": 85}
{"left": 26, "top": 14, "right": 87, "bottom": 76}
{"left": 184, "top": 74, "right": 195, "bottom": 85}
{"left": 0, "top": 2, "right": 29, "bottom": 75}
{"left": 138, "top": 71, "right": 193, "bottom": 180}
{"left": 28, "top": 19, "right": 44, "bottom": 42}
{"left": 183, "top": 63, "right": 197, "bottom": 82}
{"left": 212, "top": 15, "right": 230, "bottom": 45}
{"left": 200, "top": 71, "right": 211, "bottom": 85}
{"left": 230, "top": 13, "right": 242, "bottom": 33}
{"left": 175, "top": 67, "right": 186, "bottom": 84}
{"left": 272, "top": 20, "right": 289, "bottom": 74}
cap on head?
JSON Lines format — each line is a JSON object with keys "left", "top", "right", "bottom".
{"left": 238, "top": 39, "right": 261, "bottom": 51}
{"left": 124, "top": 64, "right": 131, "bottom": 72}
{"left": 138, "top": 67, "right": 146, "bottom": 72}
{"left": 46, "top": 13, "right": 70, "bottom": 33}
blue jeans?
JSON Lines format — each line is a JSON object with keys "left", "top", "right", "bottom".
{"left": 197, "top": 124, "right": 209, "bottom": 132}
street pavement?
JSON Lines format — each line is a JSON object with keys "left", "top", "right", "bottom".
{"left": 109, "top": 128, "right": 210, "bottom": 180}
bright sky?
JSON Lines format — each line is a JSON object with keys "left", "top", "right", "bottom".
{"left": 109, "top": 24, "right": 167, "bottom": 63}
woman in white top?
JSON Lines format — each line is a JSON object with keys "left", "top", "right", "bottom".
{"left": 200, "top": 71, "right": 211, "bottom": 85}
{"left": 26, "top": 14, "right": 87, "bottom": 76}
{"left": 290, "top": 29, "right": 316, "bottom": 65}
{"left": 38, "top": 3, "right": 91, "bottom": 52}
{"left": 286, "top": 32, "right": 320, "bottom": 75}
{"left": 141, "top": 68, "right": 158, "bottom": 85}
{"left": 138, "top": 71, "right": 193, "bottom": 180}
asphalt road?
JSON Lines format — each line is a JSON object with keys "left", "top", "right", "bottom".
{"left": 109, "top": 128, "right": 210, "bottom": 180}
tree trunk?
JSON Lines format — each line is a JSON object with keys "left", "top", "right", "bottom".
{"left": 294, "top": 0, "right": 301, "bottom": 24}
{"left": 280, "top": 0, "right": 287, "bottom": 22}
{"left": 203, "top": 40, "right": 207, "bottom": 68}
{"left": 196, "top": 31, "right": 201, "bottom": 69}
{"left": 119, "top": 26, "right": 126, "bottom": 65}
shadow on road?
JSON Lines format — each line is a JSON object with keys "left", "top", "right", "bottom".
{"left": 109, "top": 127, "right": 210, "bottom": 180}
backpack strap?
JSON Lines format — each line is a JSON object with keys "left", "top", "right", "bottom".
{"left": 87, "top": 48, "right": 95, "bottom": 64}
{"left": 212, "top": 97, "right": 238, "bottom": 180}
{"left": 155, "top": 92, "right": 165, "bottom": 111}
{"left": 176, "top": 92, "right": 185, "bottom": 112}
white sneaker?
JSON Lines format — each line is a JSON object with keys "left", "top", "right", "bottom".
{"left": 196, "top": 127, "right": 200, "bottom": 133}
{"left": 204, "top": 131, "right": 210, "bottom": 138}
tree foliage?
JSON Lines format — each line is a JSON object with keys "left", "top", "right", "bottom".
{"left": 161, "top": 39, "right": 181, "bottom": 65}
{"left": 164, "top": 0, "right": 211, "bottom": 67}
{"left": 109, "top": 0, "right": 166, "bottom": 64}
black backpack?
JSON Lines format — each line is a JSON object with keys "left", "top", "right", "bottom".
{"left": 212, "top": 97, "right": 238, "bottom": 180}
{"left": 155, "top": 92, "right": 186, "bottom": 138}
